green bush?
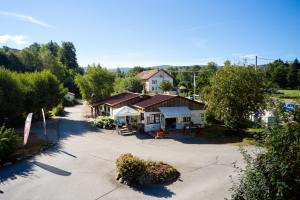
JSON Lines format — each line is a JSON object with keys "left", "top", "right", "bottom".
{"left": 50, "top": 104, "right": 65, "bottom": 116}
{"left": 116, "top": 153, "right": 146, "bottom": 186}
{"left": 229, "top": 123, "right": 300, "bottom": 200}
{"left": 116, "top": 153, "right": 180, "bottom": 186}
{"left": 93, "top": 116, "right": 114, "bottom": 129}
{"left": 0, "top": 68, "right": 66, "bottom": 125}
{"left": 0, "top": 125, "right": 20, "bottom": 160}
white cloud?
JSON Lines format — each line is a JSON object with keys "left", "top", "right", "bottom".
{"left": 0, "top": 34, "right": 30, "bottom": 45}
{"left": 0, "top": 11, "right": 53, "bottom": 28}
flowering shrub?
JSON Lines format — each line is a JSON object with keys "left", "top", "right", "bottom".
{"left": 116, "top": 153, "right": 180, "bottom": 186}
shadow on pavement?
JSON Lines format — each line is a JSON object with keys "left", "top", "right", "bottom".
{"left": 33, "top": 161, "right": 71, "bottom": 176}
{"left": 135, "top": 132, "right": 155, "bottom": 140}
{"left": 135, "top": 185, "right": 175, "bottom": 198}
{"left": 58, "top": 150, "right": 77, "bottom": 158}
{"left": 0, "top": 160, "right": 34, "bottom": 183}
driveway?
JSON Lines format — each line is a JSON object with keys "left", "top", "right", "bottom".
{"left": 0, "top": 104, "right": 248, "bottom": 200}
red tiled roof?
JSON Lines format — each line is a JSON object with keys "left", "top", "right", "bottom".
{"left": 137, "top": 69, "right": 158, "bottom": 80}
{"left": 92, "top": 92, "right": 141, "bottom": 107}
{"left": 134, "top": 94, "right": 176, "bottom": 109}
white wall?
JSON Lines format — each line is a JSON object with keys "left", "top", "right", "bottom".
{"left": 191, "top": 110, "right": 205, "bottom": 126}
{"left": 175, "top": 117, "right": 191, "bottom": 129}
{"left": 146, "top": 70, "right": 173, "bottom": 92}
{"left": 142, "top": 109, "right": 205, "bottom": 132}
{"left": 144, "top": 112, "right": 161, "bottom": 132}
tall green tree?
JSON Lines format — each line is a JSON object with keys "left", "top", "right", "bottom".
{"left": 126, "top": 66, "right": 144, "bottom": 77}
{"left": 287, "top": 58, "right": 300, "bottom": 89}
{"left": 75, "top": 65, "right": 115, "bottom": 102}
{"left": 197, "top": 62, "right": 218, "bottom": 90}
{"left": 0, "top": 68, "right": 66, "bottom": 125}
{"left": 224, "top": 60, "right": 231, "bottom": 67}
{"left": 176, "top": 67, "right": 193, "bottom": 89}
{"left": 59, "top": 42, "right": 79, "bottom": 69}
{"left": 18, "top": 48, "right": 42, "bottom": 72}
{"left": 264, "top": 59, "right": 289, "bottom": 89}
{"left": 272, "top": 64, "right": 288, "bottom": 88}
{"left": 159, "top": 80, "right": 173, "bottom": 92}
{"left": 204, "top": 66, "right": 268, "bottom": 128}
{"left": 116, "top": 67, "right": 125, "bottom": 78}
{"left": 0, "top": 68, "right": 24, "bottom": 123}
{"left": 114, "top": 77, "right": 143, "bottom": 93}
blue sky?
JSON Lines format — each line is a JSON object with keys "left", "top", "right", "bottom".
{"left": 0, "top": 0, "right": 300, "bottom": 68}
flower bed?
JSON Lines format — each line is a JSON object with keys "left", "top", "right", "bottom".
{"left": 116, "top": 153, "right": 180, "bottom": 186}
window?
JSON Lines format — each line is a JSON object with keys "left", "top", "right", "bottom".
{"left": 140, "top": 113, "right": 144, "bottom": 120}
{"left": 152, "top": 80, "right": 157, "bottom": 84}
{"left": 201, "top": 113, "right": 204, "bottom": 120}
{"left": 183, "top": 117, "right": 191, "bottom": 122}
{"left": 147, "top": 114, "right": 160, "bottom": 124}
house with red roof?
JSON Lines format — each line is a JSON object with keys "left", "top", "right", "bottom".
{"left": 137, "top": 69, "right": 173, "bottom": 93}
{"left": 91, "top": 92, "right": 205, "bottom": 132}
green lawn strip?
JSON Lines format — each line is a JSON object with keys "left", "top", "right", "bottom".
{"left": 273, "top": 89, "right": 300, "bottom": 99}
{"left": 200, "top": 125, "right": 263, "bottom": 145}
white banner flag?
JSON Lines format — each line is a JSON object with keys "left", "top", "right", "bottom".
{"left": 23, "top": 113, "right": 33, "bottom": 146}
{"left": 41, "top": 108, "right": 46, "bottom": 136}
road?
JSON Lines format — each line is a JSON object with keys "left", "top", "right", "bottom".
{"left": 0, "top": 104, "right": 248, "bottom": 200}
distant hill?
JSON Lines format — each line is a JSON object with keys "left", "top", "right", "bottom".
{"left": 109, "top": 65, "right": 208, "bottom": 73}
{"left": 109, "top": 67, "right": 131, "bottom": 73}
{"left": 0, "top": 46, "right": 20, "bottom": 54}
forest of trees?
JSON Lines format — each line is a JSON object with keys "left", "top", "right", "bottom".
{"left": 264, "top": 59, "right": 300, "bottom": 89}
{"left": 1, "top": 40, "right": 299, "bottom": 126}
{"left": 164, "top": 59, "right": 300, "bottom": 95}
{"left": 0, "top": 41, "right": 83, "bottom": 125}
{"left": 0, "top": 41, "right": 83, "bottom": 95}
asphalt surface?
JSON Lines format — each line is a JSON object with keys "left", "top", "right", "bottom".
{"left": 0, "top": 104, "right": 249, "bottom": 200}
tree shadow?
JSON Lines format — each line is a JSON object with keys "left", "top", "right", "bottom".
{"left": 32, "top": 161, "right": 71, "bottom": 176}
{"left": 0, "top": 159, "right": 72, "bottom": 185}
{"left": 134, "top": 185, "right": 175, "bottom": 198}
{"left": 0, "top": 160, "right": 34, "bottom": 183}
{"left": 135, "top": 125, "right": 253, "bottom": 145}
{"left": 135, "top": 132, "right": 156, "bottom": 140}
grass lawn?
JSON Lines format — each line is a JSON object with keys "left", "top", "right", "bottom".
{"left": 274, "top": 89, "right": 300, "bottom": 100}
{"left": 199, "top": 125, "right": 264, "bottom": 146}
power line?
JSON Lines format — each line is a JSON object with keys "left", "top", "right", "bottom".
{"left": 257, "top": 57, "right": 278, "bottom": 61}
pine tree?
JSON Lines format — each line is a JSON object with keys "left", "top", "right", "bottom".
{"left": 287, "top": 59, "right": 300, "bottom": 89}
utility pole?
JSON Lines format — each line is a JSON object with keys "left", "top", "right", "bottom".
{"left": 255, "top": 56, "right": 258, "bottom": 70}
{"left": 193, "top": 73, "right": 196, "bottom": 100}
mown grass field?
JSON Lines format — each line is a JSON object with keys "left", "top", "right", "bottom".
{"left": 274, "top": 89, "right": 300, "bottom": 99}
{"left": 199, "top": 125, "right": 264, "bottom": 146}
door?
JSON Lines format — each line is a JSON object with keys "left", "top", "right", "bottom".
{"left": 165, "top": 118, "right": 176, "bottom": 130}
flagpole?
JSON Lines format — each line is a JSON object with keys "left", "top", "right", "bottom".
{"left": 41, "top": 108, "right": 48, "bottom": 145}
{"left": 23, "top": 112, "right": 33, "bottom": 157}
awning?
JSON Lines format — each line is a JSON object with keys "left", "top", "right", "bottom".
{"left": 113, "top": 106, "right": 139, "bottom": 117}
{"left": 159, "top": 106, "right": 192, "bottom": 118}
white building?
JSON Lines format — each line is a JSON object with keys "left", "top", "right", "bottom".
{"left": 64, "top": 92, "right": 75, "bottom": 102}
{"left": 91, "top": 92, "right": 205, "bottom": 133}
{"left": 137, "top": 69, "right": 173, "bottom": 93}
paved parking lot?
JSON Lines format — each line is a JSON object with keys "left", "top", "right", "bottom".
{"left": 0, "top": 104, "right": 248, "bottom": 200}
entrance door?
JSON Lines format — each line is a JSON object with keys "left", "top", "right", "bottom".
{"left": 165, "top": 118, "right": 176, "bottom": 130}
{"left": 126, "top": 116, "right": 131, "bottom": 125}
